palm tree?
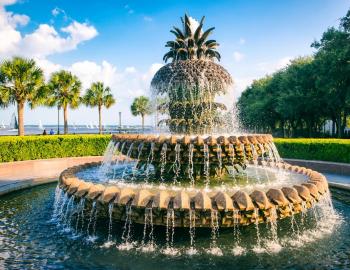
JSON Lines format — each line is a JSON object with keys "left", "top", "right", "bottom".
{"left": 47, "top": 70, "right": 81, "bottom": 134}
{"left": 131, "top": 96, "right": 152, "bottom": 131}
{"left": 163, "top": 14, "right": 221, "bottom": 62}
{"left": 0, "top": 57, "right": 45, "bottom": 136}
{"left": 83, "top": 82, "right": 115, "bottom": 134}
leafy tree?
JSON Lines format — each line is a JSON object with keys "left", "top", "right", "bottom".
{"left": 238, "top": 8, "right": 350, "bottom": 138}
{"left": 163, "top": 14, "right": 220, "bottom": 62}
{"left": 0, "top": 57, "right": 45, "bottom": 136}
{"left": 131, "top": 96, "right": 152, "bottom": 130}
{"left": 47, "top": 70, "right": 81, "bottom": 134}
{"left": 83, "top": 82, "right": 115, "bottom": 134}
{"left": 311, "top": 24, "right": 350, "bottom": 137}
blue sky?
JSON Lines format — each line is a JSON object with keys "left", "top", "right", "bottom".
{"left": 0, "top": 0, "right": 349, "bottom": 126}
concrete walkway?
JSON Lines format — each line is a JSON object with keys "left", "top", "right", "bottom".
{"left": 0, "top": 156, "right": 103, "bottom": 196}
{"left": 285, "top": 158, "right": 350, "bottom": 176}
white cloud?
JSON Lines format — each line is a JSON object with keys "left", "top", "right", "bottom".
{"left": 257, "top": 56, "right": 292, "bottom": 73}
{"left": 142, "top": 63, "right": 163, "bottom": 81}
{"left": 0, "top": 0, "right": 16, "bottom": 6}
{"left": 0, "top": 2, "right": 162, "bottom": 126}
{"left": 62, "top": 21, "right": 98, "bottom": 44}
{"left": 188, "top": 16, "right": 200, "bottom": 34}
{"left": 0, "top": 4, "right": 98, "bottom": 59}
{"left": 233, "top": 51, "right": 245, "bottom": 62}
{"left": 125, "top": 66, "right": 137, "bottom": 73}
{"left": 36, "top": 58, "right": 62, "bottom": 79}
{"left": 70, "top": 60, "right": 118, "bottom": 90}
{"left": 239, "top": 38, "right": 245, "bottom": 45}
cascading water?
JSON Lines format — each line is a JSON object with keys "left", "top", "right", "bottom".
{"left": 160, "top": 143, "right": 167, "bottom": 182}
{"left": 86, "top": 201, "right": 98, "bottom": 242}
{"left": 203, "top": 143, "right": 210, "bottom": 187}
{"left": 118, "top": 202, "right": 133, "bottom": 251}
{"left": 185, "top": 207, "right": 197, "bottom": 255}
{"left": 172, "top": 143, "right": 181, "bottom": 184}
{"left": 140, "top": 207, "right": 155, "bottom": 252}
{"left": 208, "top": 209, "right": 222, "bottom": 256}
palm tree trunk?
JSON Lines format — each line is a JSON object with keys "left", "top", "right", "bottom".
{"left": 17, "top": 101, "right": 25, "bottom": 136}
{"left": 98, "top": 105, "right": 102, "bottom": 135}
{"left": 141, "top": 114, "right": 144, "bottom": 131}
{"left": 63, "top": 106, "right": 68, "bottom": 134}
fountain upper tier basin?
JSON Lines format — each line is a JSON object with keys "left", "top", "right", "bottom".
{"left": 111, "top": 134, "right": 276, "bottom": 179}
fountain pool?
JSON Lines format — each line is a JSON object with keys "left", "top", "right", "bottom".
{"left": 0, "top": 183, "right": 349, "bottom": 269}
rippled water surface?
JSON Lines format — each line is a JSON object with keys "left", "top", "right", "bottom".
{"left": 0, "top": 183, "right": 349, "bottom": 270}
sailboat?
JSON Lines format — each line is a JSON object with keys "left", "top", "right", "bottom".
{"left": 9, "top": 112, "right": 18, "bottom": 131}
{"left": 38, "top": 120, "right": 44, "bottom": 130}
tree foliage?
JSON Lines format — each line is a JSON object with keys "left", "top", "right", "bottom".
{"left": 0, "top": 57, "right": 45, "bottom": 135}
{"left": 131, "top": 96, "right": 152, "bottom": 129}
{"left": 83, "top": 81, "right": 115, "bottom": 134}
{"left": 46, "top": 70, "right": 82, "bottom": 134}
{"left": 238, "top": 9, "right": 350, "bottom": 138}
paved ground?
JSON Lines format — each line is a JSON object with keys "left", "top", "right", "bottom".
{"left": 0, "top": 156, "right": 103, "bottom": 195}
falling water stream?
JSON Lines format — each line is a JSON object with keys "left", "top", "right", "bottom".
{"left": 160, "top": 143, "right": 167, "bottom": 182}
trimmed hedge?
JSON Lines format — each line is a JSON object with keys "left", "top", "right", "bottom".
{"left": 274, "top": 138, "right": 350, "bottom": 164}
{"left": 0, "top": 135, "right": 349, "bottom": 164}
{"left": 0, "top": 135, "right": 111, "bottom": 162}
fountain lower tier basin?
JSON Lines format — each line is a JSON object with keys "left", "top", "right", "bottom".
{"left": 59, "top": 161, "right": 329, "bottom": 227}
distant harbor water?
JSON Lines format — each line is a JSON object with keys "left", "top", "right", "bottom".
{"left": 0, "top": 125, "right": 159, "bottom": 136}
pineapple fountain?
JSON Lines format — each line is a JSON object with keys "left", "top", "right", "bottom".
{"left": 54, "top": 15, "right": 333, "bottom": 254}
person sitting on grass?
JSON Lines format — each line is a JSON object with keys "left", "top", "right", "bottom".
{"left": 49, "top": 129, "right": 55, "bottom": 135}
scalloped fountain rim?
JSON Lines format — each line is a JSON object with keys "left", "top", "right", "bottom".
{"left": 58, "top": 160, "right": 329, "bottom": 228}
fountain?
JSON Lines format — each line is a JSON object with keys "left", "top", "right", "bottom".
{"left": 55, "top": 14, "right": 332, "bottom": 252}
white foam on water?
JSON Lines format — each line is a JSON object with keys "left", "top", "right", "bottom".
{"left": 252, "top": 246, "right": 266, "bottom": 254}
{"left": 288, "top": 239, "right": 303, "bottom": 248}
{"left": 232, "top": 245, "right": 246, "bottom": 256}
{"left": 185, "top": 247, "right": 199, "bottom": 256}
{"left": 161, "top": 247, "right": 180, "bottom": 256}
{"left": 264, "top": 240, "right": 282, "bottom": 253}
{"left": 281, "top": 205, "right": 343, "bottom": 248}
{"left": 101, "top": 241, "right": 115, "bottom": 248}
{"left": 206, "top": 247, "right": 223, "bottom": 256}
{"left": 138, "top": 243, "right": 156, "bottom": 253}
{"left": 117, "top": 242, "right": 135, "bottom": 251}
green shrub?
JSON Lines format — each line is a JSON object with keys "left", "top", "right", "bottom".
{"left": 274, "top": 138, "right": 350, "bottom": 163}
{"left": 0, "top": 135, "right": 349, "bottom": 164}
{"left": 0, "top": 135, "right": 111, "bottom": 162}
